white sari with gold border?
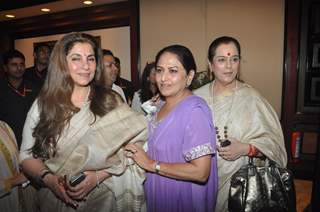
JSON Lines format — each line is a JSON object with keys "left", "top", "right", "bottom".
{"left": 0, "top": 121, "right": 20, "bottom": 212}
{"left": 20, "top": 99, "right": 147, "bottom": 212}
{"left": 194, "top": 81, "right": 287, "bottom": 212}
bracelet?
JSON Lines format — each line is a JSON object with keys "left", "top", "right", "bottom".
{"left": 154, "top": 161, "right": 161, "bottom": 174}
{"left": 248, "top": 144, "right": 258, "bottom": 157}
{"left": 39, "top": 169, "right": 53, "bottom": 185}
{"left": 95, "top": 170, "right": 100, "bottom": 188}
{"left": 248, "top": 144, "right": 254, "bottom": 157}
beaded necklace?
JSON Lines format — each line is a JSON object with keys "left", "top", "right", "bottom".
{"left": 211, "top": 80, "right": 237, "bottom": 146}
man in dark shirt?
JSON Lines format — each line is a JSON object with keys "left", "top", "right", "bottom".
{"left": 0, "top": 50, "right": 40, "bottom": 148}
{"left": 24, "top": 43, "right": 50, "bottom": 88}
{"left": 114, "top": 56, "right": 134, "bottom": 105}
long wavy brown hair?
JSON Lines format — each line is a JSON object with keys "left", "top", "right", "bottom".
{"left": 31, "top": 32, "right": 120, "bottom": 159}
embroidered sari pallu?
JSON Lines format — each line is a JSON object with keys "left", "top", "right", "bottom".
{"left": 41, "top": 104, "right": 147, "bottom": 212}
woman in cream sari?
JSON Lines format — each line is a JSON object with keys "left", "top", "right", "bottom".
{"left": 20, "top": 32, "right": 147, "bottom": 212}
{"left": 0, "top": 120, "right": 37, "bottom": 212}
{"left": 194, "top": 36, "right": 287, "bottom": 212}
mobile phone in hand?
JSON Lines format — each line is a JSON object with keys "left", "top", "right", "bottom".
{"left": 220, "top": 139, "right": 231, "bottom": 147}
{"left": 69, "top": 172, "right": 86, "bottom": 187}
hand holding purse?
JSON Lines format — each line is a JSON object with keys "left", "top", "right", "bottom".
{"left": 228, "top": 157, "right": 296, "bottom": 212}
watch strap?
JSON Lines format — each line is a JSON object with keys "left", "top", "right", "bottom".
{"left": 155, "top": 161, "right": 161, "bottom": 173}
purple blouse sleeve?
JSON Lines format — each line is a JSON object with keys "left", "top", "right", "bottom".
{"left": 182, "top": 106, "right": 216, "bottom": 161}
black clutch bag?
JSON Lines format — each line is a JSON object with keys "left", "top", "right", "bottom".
{"left": 228, "top": 157, "right": 296, "bottom": 212}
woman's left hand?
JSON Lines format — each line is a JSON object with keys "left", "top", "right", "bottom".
{"left": 66, "top": 171, "right": 97, "bottom": 201}
{"left": 217, "top": 137, "right": 249, "bottom": 161}
{"left": 125, "top": 144, "right": 155, "bottom": 172}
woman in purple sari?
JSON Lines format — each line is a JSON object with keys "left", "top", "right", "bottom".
{"left": 126, "top": 45, "right": 218, "bottom": 212}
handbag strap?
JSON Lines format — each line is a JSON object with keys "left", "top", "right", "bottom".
{"left": 248, "top": 156, "right": 277, "bottom": 168}
{"left": 248, "top": 157, "right": 254, "bottom": 165}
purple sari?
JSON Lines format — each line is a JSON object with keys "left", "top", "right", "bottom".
{"left": 144, "top": 95, "right": 218, "bottom": 212}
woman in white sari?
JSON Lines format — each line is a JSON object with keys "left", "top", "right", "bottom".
{"left": 194, "top": 36, "right": 287, "bottom": 212}
{"left": 0, "top": 120, "right": 38, "bottom": 212}
{"left": 0, "top": 121, "right": 21, "bottom": 212}
{"left": 20, "top": 32, "right": 147, "bottom": 212}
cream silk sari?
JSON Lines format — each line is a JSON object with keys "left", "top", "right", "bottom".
{"left": 0, "top": 121, "right": 20, "bottom": 212}
{"left": 194, "top": 81, "right": 287, "bottom": 212}
{"left": 20, "top": 100, "right": 147, "bottom": 212}
{"left": 0, "top": 121, "right": 37, "bottom": 212}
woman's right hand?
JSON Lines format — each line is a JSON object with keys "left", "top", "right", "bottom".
{"left": 43, "top": 174, "right": 78, "bottom": 208}
{"left": 125, "top": 144, "right": 155, "bottom": 172}
{"left": 217, "top": 137, "right": 249, "bottom": 161}
{"left": 9, "top": 172, "right": 28, "bottom": 188}
{"left": 21, "top": 159, "right": 78, "bottom": 207}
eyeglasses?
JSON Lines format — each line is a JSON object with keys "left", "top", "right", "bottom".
{"left": 213, "top": 55, "right": 241, "bottom": 66}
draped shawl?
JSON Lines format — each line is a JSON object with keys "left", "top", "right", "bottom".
{"left": 20, "top": 100, "right": 148, "bottom": 212}
{"left": 194, "top": 81, "right": 287, "bottom": 212}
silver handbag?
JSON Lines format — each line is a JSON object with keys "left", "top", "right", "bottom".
{"left": 228, "top": 157, "right": 296, "bottom": 212}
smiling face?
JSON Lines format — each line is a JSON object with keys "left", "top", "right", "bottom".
{"left": 66, "top": 42, "right": 96, "bottom": 89}
{"left": 155, "top": 52, "right": 193, "bottom": 99}
{"left": 210, "top": 42, "right": 240, "bottom": 86}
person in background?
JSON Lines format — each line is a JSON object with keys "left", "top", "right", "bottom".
{"left": 114, "top": 56, "right": 134, "bottom": 104}
{"left": 0, "top": 50, "right": 40, "bottom": 148}
{"left": 131, "top": 62, "right": 158, "bottom": 114}
{"left": 24, "top": 43, "right": 50, "bottom": 88}
{"left": 126, "top": 44, "right": 218, "bottom": 212}
{"left": 194, "top": 36, "right": 287, "bottom": 212}
{"left": 102, "top": 49, "right": 127, "bottom": 103}
{"left": 0, "top": 120, "right": 37, "bottom": 212}
{"left": 20, "top": 32, "right": 147, "bottom": 212}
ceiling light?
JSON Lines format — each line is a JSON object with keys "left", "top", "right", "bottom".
{"left": 83, "top": 1, "right": 93, "bottom": 5}
{"left": 5, "top": 14, "right": 15, "bottom": 18}
{"left": 41, "top": 8, "right": 51, "bottom": 12}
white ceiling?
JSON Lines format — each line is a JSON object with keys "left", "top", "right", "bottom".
{"left": 0, "top": 0, "right": 126, "bottom": 22}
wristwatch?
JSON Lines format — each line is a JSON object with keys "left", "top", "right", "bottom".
{"left": 155, "top": 161, "right": 161, "bottom": 174}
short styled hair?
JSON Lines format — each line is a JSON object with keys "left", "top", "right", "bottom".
{"left": 102, "top": 49, "right": 114, "bottom": 57}
{"left": 34, "top": 43, "right": 50, "bottom": 54}
{"left": 2, "top": 49, "right": 25, "bottom": 65}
